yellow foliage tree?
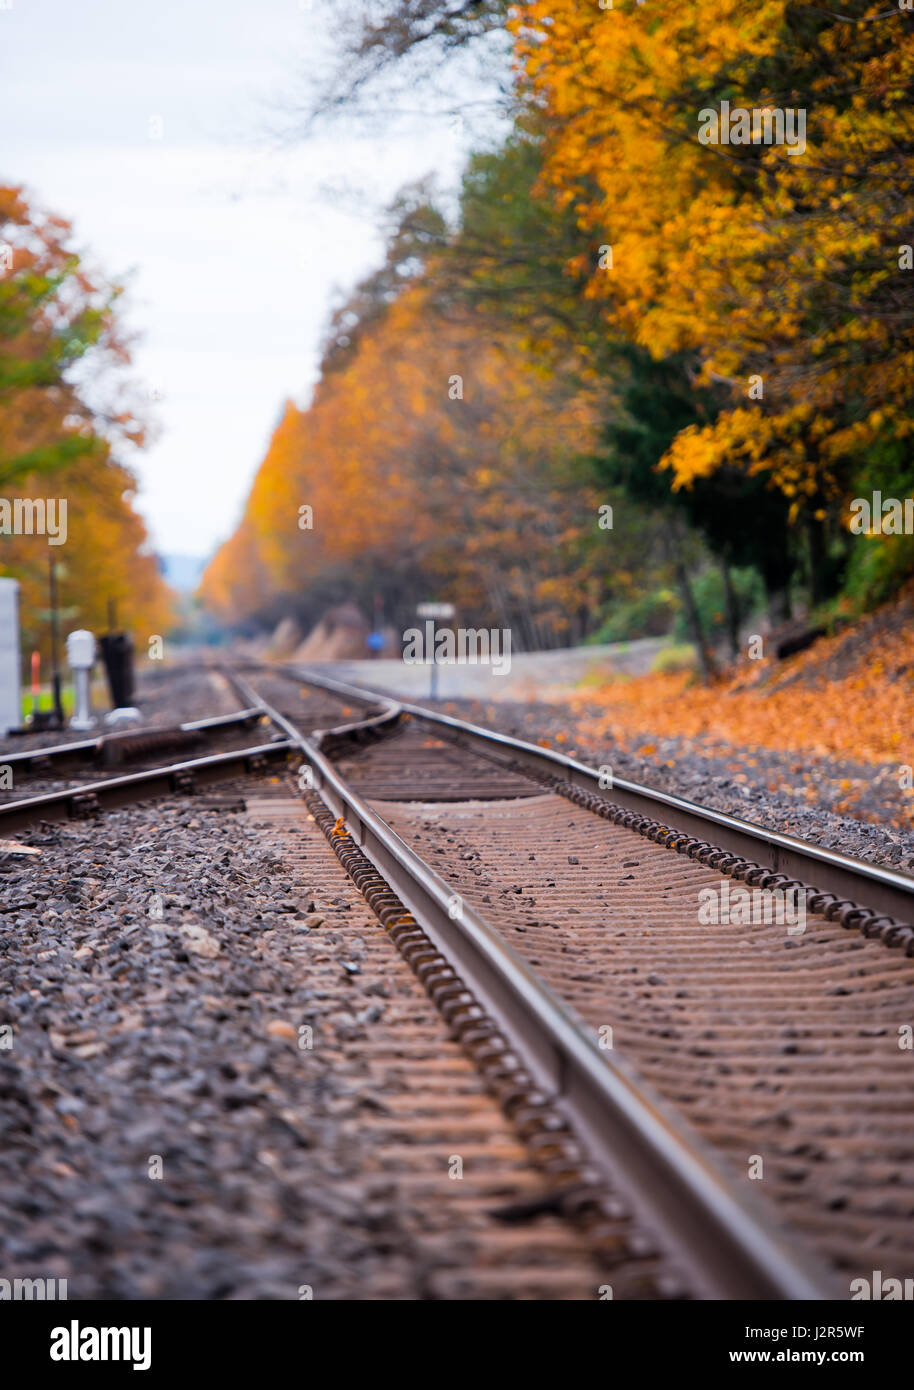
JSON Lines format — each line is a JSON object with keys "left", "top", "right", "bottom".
{"left": 200, "top": 284, "right": 610, "bottom": 645}
{"left": 511, "top": 2, "right": 914, "bottom": 511}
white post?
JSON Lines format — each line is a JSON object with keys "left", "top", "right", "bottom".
{"left": 66, "top": 629, "right": 97, "bottom": 730}
{"left": 0, "top": 578, "right": 21, "bottom": 735}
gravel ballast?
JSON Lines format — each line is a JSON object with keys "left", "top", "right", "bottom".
{"left": 0, "top": 781, "right": 604, "bottom": 1300}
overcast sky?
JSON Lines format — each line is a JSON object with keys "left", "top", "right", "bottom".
{"left": 0, "top": 0, "right": 504, "bottom": 559}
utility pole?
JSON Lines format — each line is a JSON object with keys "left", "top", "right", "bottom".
{"left": 48, "top": 554, "right": 64, "bottom": 727}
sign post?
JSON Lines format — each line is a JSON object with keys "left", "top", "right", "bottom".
{"left": 0, "top": 578, "right": 20, "bottom": 736}
{"left": 416, "top": 602, "right": 455, "bottom": 701}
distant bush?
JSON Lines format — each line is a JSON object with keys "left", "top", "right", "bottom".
{"left": 590, "top": 588, "right": 678, "bottom": 643}
{"left": 651, "top": 643, "right": 698, "bottom": 675}
{"left": 841, "top": 533, "right": 914, "bottom": 613}
{"left": 837, "top": 442, "right": 914, "bottom": 612}
{"left": 672, "top": 566, "right": 764, "bottom": 645}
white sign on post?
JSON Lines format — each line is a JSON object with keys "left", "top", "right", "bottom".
{"left": 416, "top": 602, "right": 456, "bottom": 620}
{"left": 416, "top": 602, "right": 455, "bottom": 698}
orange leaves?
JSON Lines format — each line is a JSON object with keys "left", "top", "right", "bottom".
{"left": 0, "top": 459, "right": 174, "bottom": 660}
{"left": 200, "top": 277, "right": 605, "bottom": 638}
{"left": 0, "top": 186, "right": 173, "bottom": 651}
{"left": 565, "top": 615, "right": 913, "bottom": 778}
{"left": 510, "top": 2, "right": 914, "bottom": 514}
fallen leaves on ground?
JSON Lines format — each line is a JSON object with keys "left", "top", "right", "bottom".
{"left": 561, "top": 615, "right": 913, "bottom": 826}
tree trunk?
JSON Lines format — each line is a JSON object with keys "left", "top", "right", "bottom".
{"left": 662, "top": 520, "right": 715, "bottom": 681}
{"left": 766, "top": 584, "right": 792, "bottom": 626}
{"left": 675, "top": 562, "right": 714, "bottom": 681}
{"left": 721, "top": 559, "right": 740, "bottom": 660}
{"left": 807, "top": 515, "right": 829, "bottom": 605}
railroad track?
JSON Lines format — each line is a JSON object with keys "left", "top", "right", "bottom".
{"left": 233, "top": 661, "right": 914, "bottom": 1297}
{"left": 0, "top": 708, "right": 268, "bottom": 780}
{"left": 0, "top": 682, "right": 355, "bottom": 834}
{"left": 6, "top": 659, "right": 913, "bottom": 1299}
{"left": 203, "top": 663, "right": 897, "bottom": 1299}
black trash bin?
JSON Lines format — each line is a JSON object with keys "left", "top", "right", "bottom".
{"left": 99, "top": 633, "right": 135, "bottom": 708}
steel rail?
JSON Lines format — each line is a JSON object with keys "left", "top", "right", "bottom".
{"left": 0, "top": 708, "right": 267, "bottom": 776}
{"left": 230, "top": 666, "right": 837, "bottom": 1300}
{"left": 0, "top": 739, "right": 294, "bottom": 834}
{"left": 279, "top": 663, "right": 914, "bottom": 930}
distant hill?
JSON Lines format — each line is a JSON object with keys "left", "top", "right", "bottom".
{"left": 160, "top": 553, "right": 207, "bottom": 593}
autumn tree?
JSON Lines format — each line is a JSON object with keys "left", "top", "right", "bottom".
{"left": 0, "top": 186, "right": 173, "bottom": 660}
{"left": 512, "top": 1, "right": 914, "bottom": 598}
{"left": 200, "top": 264, "right": 632, "bottom": 647}
{"left": 211, "top": 2, "right": 914, "bottom": 651}
{"left": 319, "top": 180, "right": 448, "bottom": 380}
{"left": 430, "top": 135, "right": 806, "bottom": 641}
{"left": 0, "top": 185, "right": 144, "bottom": 484}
